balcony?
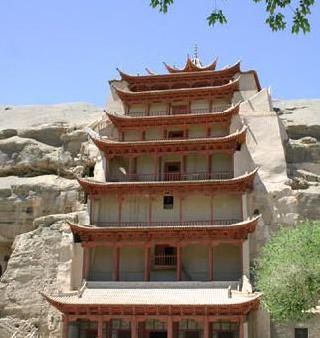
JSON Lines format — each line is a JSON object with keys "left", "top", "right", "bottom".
{"left": 126, "top": 104, "right": 232, "bottom": 117}
{"left": 108, "top": 171, "right": 233, "bottom": 182}
{"left": 94, "top": 219, "right": 242, "bottom": 227}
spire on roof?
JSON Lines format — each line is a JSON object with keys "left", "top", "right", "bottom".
{"left": 191, "top": 44, "right": 202, "bottom": 67}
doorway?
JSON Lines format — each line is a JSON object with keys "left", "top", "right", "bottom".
{"left": 149, "top": 331, "right": 167, "bottom": 338}
{"left": 218, "top": 332, "right": 234, "bottom": 338}
{"left": 164, "top": 162, "right": 181, "bottom": 181}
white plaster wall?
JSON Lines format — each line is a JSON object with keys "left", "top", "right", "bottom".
{"left": 186, "top": 154, "right": 207, "bottom": 174}
{"left": 121, "top": 195, "right": 149, "bottom": 223}
{"left": 150, "top": 103, "right": 167, "bottom": 114}
{"left": 212, "top": 153, "right": 233, "bottom": 172}
{"left": 214, "top": 194, "right": 242, "bottom": 220}
{"left": 210, "top": 125, "right": 229, "bottom": 137}
{"left": 97, "top": 195, "right": 118, "bottom": 224}
{"left": 189, "top": 125, "right": 206, "bottom": 138}
{"left": 182, "top": 244, "right": 209, "bottom": 281}
{"left": 150, "top": 269, "right": 176, "bottom": 281}
{"left": 124, "top": 130, "right": 141, "bottom": 141}
{"left": 272, "top": 317, "right": 320, "bottom": 338}
{"left": 239, "top": 73, "right": 259, "bottom": 91}
{"left": 152, "top": 195, "right": 180, "bottom": 222}
{"left": 129, "top": 104, "right": 146, "bottom": 114}
{"left": 136, "top": 155, "right": 154, "bottom": 176}
{"left": 145, "top": 128, "right": 162, "bottom": 140}
{"left": 89, "top": 247, "right": 113, "bottom": 281}
{"left": 120, "top": 246, "right": 144, "bottom": 281}
{"left": 234, "top": 145, "right": 255, "bottom": 177}
{"left": 214, "top": 244, "right": 241, "bottom": 281}
{"left": 183, "top": 194, "right": 210, "bottom": 221}
{"left": 191, "top": 100, "right": 209, "bottom": 112}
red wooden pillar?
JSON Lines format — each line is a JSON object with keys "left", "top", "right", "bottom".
{"left": 131, "top": 317, "right": 137, "bottom": 338}
{"left": 209, "top": 99, "right": 213, "bottom": 112}
{"left": 208, "top": 243, "right": 214, "bottom": 281}
{"left": 148, "top": 194, "right": 153, "bottom": 225}
{"left": 63, "top": 315, "right": 69, "bottom": 338}
{"left": 239, "top": 317, "right": 244, "bottom": 338}
{"left": 144, "top": 246, "right": 151, "bottom": 281}
{"left": 98, "top": 318, "right": 103, "bottom": 338}
{"left": 154, "top": 156, "right": 159, "bottom": 181}
{"left": 113, "top": 246, "right": 120, "bottom": 281}
{"left": 176, "top": 245, "right": 182, "bottom": 281}
{"left": 167, "top": 317, "right": 173, "bottom": 338}
{"left": 208, "top": 154, "right": 212, "bottom": 179}
{"left": 179, "top": 194, "right": 184, "bottom": 224}
{"left": 203, "top": 316, "right": 209, "bottom": 338}
{"left": 210, "top": 194, "right": 214, "bottom": 224}
{"left": 82, "top": 246, "right": 90, "bottom": 280}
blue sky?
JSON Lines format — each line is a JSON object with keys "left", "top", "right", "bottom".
{"left": 0, "top": 0, "right": 319, "bottom": 106}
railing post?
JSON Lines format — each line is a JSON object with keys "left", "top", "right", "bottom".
{"left": 144, "top": 246, "right": 151, "bottom": 281}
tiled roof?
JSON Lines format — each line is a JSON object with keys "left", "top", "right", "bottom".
{"left": 46, "top": 284, "right": 260, "bottom": 306}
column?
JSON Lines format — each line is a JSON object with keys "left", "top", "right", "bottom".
{"left": 207, "top": 154, "right": 212, "bottom": 179}
{"left": 98, "top": 318, "right": 103, "bottom": 338}
{"left": 203, "top": 317, "right": 209, "bottom": 338}
{"left": 243, "top": 320, "right": 248, "bottom": 338}
{"left": 181, "top": 155, "right": 186, "bottom": 179}
{"left": 208, "top": 244, "right": 214, "bottom": 281}
{"left": 167, "top": 317, "right": 173, "bottom": 338}
{"left": 242, "top": 193, "right": 248, "bottom": 220}
{"left": 131, "top": 317, "right": 137, "bottom": 338}
{"left": 128, "top": 157, "right": 134, "bottom": 180}
{"left": 209, "top": 99, "right": 213, "bottom": 112}
{"left": 210, "top": 195, "right": 214, "bottom": 224}
{"left": 179, "top": 195, "right": 184, "bottom": 224}
{"left": 113, "top": 246, "right": 120, "bottom": 281}
{"left": 176, "top": 245, "right": 182, "bottom": 281}
{"left": 239, "top": 318, "right": 244, "bottom": 338}
{"left": 63, "top": 315, "right": 69, "bottom": 338}
{"left": 144, "top": 246, "right": 151, "bottom": 281}
{"left": 82, "top": 246, "right": 90, "bottom": 280}
{"left": 148, "top": 194, "right": 153, "bottom": 225}
{"left": 242, "top": 239, "right": 250, "bottom": 278}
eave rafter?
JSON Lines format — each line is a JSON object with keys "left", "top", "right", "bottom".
{"left": 106, "top": 105, "right": 239, "bottom": 131}
{"left": 90, "top": 126, "right": 247, "bottom": 157}
{"left": 113, "top": 79, "right": 239, "bottom": 105}
{"left": 77, "top": 168, "right": 258, "bottom": 195}
{"left": 42, "top": 293, "right": 260, "bottom": 317}
{"left": 69, "top": 216, "right": 261, "bottom": 244}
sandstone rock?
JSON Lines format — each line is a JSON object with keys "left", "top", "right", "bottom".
{"left": 0, "top": 213, "right": 81, "bottom": 337}
{"left": 0, "top": 175, "right": 83, "bottom": 242}
{"left": 0, "top": 129, "right": 17, "bottom": 140}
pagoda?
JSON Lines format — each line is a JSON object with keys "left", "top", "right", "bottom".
{"left": 44, "top": 54, "right": 262, "bottom": 338}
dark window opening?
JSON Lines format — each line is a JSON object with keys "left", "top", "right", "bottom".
{"left": 171, "top": 105, "right": 188, "bottom": 115}
{"left": 168, "top": 130, "right": 184, "bottom": 139}
{"left": 154, "top": 245, "right": 177, "bottom": 266}
{"left": 163, "top": 195, "right": 174, "bottom": 209}
{"left": 295, "top": 328, "right": 308, "bottom": 338}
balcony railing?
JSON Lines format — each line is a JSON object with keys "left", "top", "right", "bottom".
{"left": 126, "top": 105, "right": 232, "bottom": 117}
{"left": 108, "top": 171, "right": 233, "bottom": 182}
{"left": 95, "top": 219, "right": 242, "bottom": 227}
{"left": 153, "top": 254, "right": 177, "bottom": 266}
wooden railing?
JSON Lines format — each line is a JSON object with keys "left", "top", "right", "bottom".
{"left": 108, "top": 171, "right": 233, "bottom": 182}
{"left": 153, "top": 254, "right": 177, "bottom": 266}
{"left": 95, "top": 219, "right": 242, "bottom": 227}
{"left": 126, "top": 105, "right": 232, "bottom": 117}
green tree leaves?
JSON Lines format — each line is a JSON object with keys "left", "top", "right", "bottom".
{"left": 255, "top": 222, "right": 320, "bottom": 321}
{"left": 149, "top": 0, "right": 315, "bottom": 33}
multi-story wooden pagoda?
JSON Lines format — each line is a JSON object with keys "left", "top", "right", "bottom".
{"left": 44, "top": 55, "right": 262, "bottom": 338}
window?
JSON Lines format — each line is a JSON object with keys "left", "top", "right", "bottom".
{"left": 295, "top": 328, "right": 308, "bottom": 338}
{"left": 163, "top": 195, "right": 174, "bottom": 209}
{"left": 172, "top": 105, "right": 188, "bottom": 115}
{"left": 154, "top": 245, "right": 177, "bottom": 266}
{"left": 168, "top": 130, "right": 184, "bottom": 139}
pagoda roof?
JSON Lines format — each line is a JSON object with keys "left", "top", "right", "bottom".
{"left": 113, "top": 79, "right": 239, "bottom": 105}
{"left": 42, "top": 285, "right": 260, "bottom": 316}
{"left": 69, "top": 216, "right": 260, "bottom": 243}
{"left": 77, "top": 168, "right": 258, "bottom": 195}
{"left": 163, "top": 57, "right": 218, "bottom": 73}
{"left": 117, "top": 60, "right": 239, "bottom": 83}
{"left": 106, "top": 105, "right": 239, "bottom": 131}
{"left": 90, "top": 126, "right": 247, "bottom": 157}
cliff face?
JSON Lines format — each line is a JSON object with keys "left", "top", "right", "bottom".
{"left": 0, "top": 100, "right": 319, "bottom": 337}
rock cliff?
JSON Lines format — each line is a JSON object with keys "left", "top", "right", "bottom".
{"left": 0, "top": 100, "right": 319, "bottom": 337}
